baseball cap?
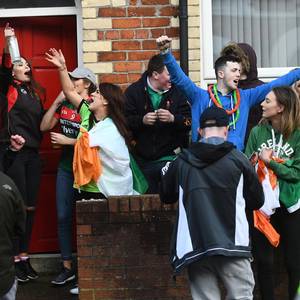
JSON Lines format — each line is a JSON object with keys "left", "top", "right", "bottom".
{"left": 68, "top": 67, "right": 97, "bottom": 86}
{"left": 200, "top": 106, "right": 229, "bottom": 129}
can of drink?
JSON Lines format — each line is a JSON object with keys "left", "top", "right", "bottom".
{"left": 8, "top": 36, "right": 21, "bottom": 64}
{"left": 50, "top": 132, "right": 62, "bottom": 149}
{"left": 51, "top": 143, "right": 62, "bottom": 149}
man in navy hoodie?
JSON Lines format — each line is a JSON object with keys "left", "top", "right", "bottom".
{"left": 156, "top": 36, "right": 300, "bottom": 151}
{"left": 160, "top": 107, "right": 264, "bottom": 300}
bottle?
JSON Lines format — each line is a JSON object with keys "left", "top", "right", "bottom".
{"left": 8, "top": 35, "right": 21, "bottom": 64}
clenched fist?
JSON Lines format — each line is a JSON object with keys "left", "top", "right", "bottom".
{"left": 157, "top": 109, "right": 174, "bottom": 123}
{"left": 156, "top": 35, "right": 172, "bottom": 52}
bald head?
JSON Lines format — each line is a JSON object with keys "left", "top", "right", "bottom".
{"left": 198, "top": 126, "right": 228, "bottom": 140}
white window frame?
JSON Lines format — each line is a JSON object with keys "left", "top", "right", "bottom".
{"left": 200, "top": 0, "right": 295, "bottom": 87}
{"left": 0, "top": 0, "right": 83, "bottom": 64}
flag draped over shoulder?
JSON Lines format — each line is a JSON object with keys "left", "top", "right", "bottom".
{"left": 73, "top": 127, "right": 101, "bottom": 189}
{"left": 87, "top": 118, "right": 147, "bottom": 197}
{"left": 130, "top": 154, "right": 148, "bottom": 194}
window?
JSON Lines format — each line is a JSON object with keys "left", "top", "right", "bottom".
{"left": 0, "top": 0, "right": 75, "bottom": 8}
{"left": 201, "top": 0, "right": 300, "bottom": 83}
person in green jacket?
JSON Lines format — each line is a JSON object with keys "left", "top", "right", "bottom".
{"left": 245, "top": 86, "right": 300, "bottom": 300}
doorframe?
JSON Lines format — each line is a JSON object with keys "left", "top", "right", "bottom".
{"left": 0, "top": 0, "right": 83, "bottom": 64}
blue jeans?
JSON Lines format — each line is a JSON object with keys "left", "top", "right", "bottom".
{"left": 56, "top": 168, "right": 76, "bottom": 261}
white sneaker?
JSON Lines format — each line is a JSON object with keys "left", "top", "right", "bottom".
{"left": 70, "top": 285, "right": 79, "bottom": 295}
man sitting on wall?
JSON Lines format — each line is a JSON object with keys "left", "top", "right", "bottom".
{"left": 124, "top": 54, "right": 191, "bottom": 193}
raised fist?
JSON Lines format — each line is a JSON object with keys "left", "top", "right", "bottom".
{"left": 156, "top": 35, "right": 172, "bottom": 52}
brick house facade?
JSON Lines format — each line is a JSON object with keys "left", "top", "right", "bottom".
{"left": 81, "top": 0, "right": 201, "bottom": 88}
{"left": 78, "top": 3, "right": 289, "bottom": 299}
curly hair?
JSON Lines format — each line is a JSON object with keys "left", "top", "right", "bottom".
{"left": 220, "top": 42, "right": 250, "bottom": 74}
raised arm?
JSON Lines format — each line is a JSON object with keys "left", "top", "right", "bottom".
{"left": 4, "top": 22, "right": 14, "bottom": 54}
{"left": 45, "top": 48, "right": 82, "bottom": 108}
{"left": 246, "top": 68, "right": 300, "bottom": 107}
{"left": 156, "top": 35, "right": 205, "bottom": 105}
{"left": 0, "top": 23, "right": 14, "bottom": 94}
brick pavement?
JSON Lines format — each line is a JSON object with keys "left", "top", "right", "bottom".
{"left": 16, "top": 274, "right": 78, "bottom": 300}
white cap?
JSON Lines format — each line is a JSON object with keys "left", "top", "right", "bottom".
{"left": 68, "top": 67, "right": 97, "bottom": 86}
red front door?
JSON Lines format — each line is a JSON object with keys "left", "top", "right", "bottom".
{"left": 0, "top": 16, "right": 77, "bottom": 253}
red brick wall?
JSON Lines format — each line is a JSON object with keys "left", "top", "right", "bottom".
{"left": 97, "top": 1, "right": 180, "bottom": 88}
{"left": 76, "top": 195, "right": 290, "bottom": 300}
{"left": 76, "top": 195, "right": 191, "bottom": 300}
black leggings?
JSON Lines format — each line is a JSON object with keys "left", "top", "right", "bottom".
{"left": 251, "top": 207, "right": 300, "bottom": 300}
{"left": 4, "top": 147, "right": 41, "bottom": 253}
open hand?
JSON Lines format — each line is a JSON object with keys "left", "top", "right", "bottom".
{"left": 156, "top": 35, "right": 172, "bottom": 52}
{"left": 45, "top": 48, "right": 66, "bottom": 70}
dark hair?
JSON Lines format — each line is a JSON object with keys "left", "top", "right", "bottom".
{"left": 261, "top": 86, "right": 300, "bottom": 139}
{"left": 214, "top": 55, "right": 241, "bottom": 78}
{"left": 89, "top": 83, "right": 132, "bottom": 148}
{"left": 19, "top": 56, "right": 45, "bottom": 102}
{"left": 146, "top": 54, "right": 165, "bottom": 77}
{"left": 83, "top": 79, "right": 97, "bottom": 95}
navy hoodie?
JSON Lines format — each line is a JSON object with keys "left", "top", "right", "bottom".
{"left": 160, "top": 141, "right": 264, "bottom": 273}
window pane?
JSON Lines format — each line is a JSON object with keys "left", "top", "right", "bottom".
{"left": 212, "top": 0, "right": 300, "bottom": 68}
{"left": 0, "top": 0, "right": 75, "bottom": 8}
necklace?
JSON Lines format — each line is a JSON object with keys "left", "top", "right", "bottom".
{"left": 208, "top": 84, "right": 241, "bottom": 128}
